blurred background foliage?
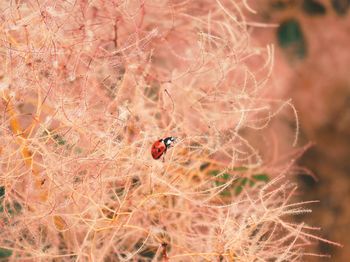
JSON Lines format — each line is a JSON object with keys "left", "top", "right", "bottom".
{"left": 253, "top": 0, "right": 350, "bottom": 260}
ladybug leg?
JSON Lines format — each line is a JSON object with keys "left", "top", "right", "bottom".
{"left": 162, "top": 150, "right": 167, "bottom": 162}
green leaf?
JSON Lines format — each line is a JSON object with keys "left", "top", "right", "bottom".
{"left": 277, "top": 19, "right": 307, "bottom": 59}
{"left": 13, "top": 202, "right": 22, "bottom": 213}
{"left": 6, "top": 203, "right": 14, "bottom": 215}
{"left": 249, "top": 179, "right": 256, "bottom": 187}
{"left": 214, "top": 172, "right": 231, "bottom": 187}
{"left": 53, "top": 134, "right": 66, "bottom": 145}
{"left": 74, "top": 147, "right": 82, "bottom": 154}
{"left": 231, "top": 166, "right": 248, "bottom": 172}
{"left": 144, "top": 83, "right": 160, "bottom": 101}
{"left": 214, "top": 181, "right": 223, "bottom": 187}
{"left": 271, "top": 1, "right": 288, "bottom": 10}
{"left": 209, "top": 170, "right": 220, "bottom": 176}
{"left": 0, "top": 185, "right": 4, "bottom": 213}
{"left": 210, "top": 170, "right": 231, "bottom": 179}
{"left": 234, "top": 178, "right": 248, "bottom": 196}
{"left": 220, "top": 189, "right": 232, "bottom": 197}
{"left": 235, "top": 186, "right": 243, "bottom": 195}
{"left": 3, "top": 202, "right": 22, "bottom": 216}
{"left": 209, "top": 169, "right": 270, "bottom": 197}
{"left": 252, "top": 174, "right": 269, "bottom": 182}
{"left": 209, "top": 170, "right": 235, "bottom": 196}
{"left": 303, "top": 0, "right": 326, "bottom": 16}
{"left": 0, "top": 248, "right": 12, "bottom": 258}
{"left": 0, "top": 186, "right": 4, "bottom": 198}
{"left": 139, "top": 248, "right": 156, "bottom": 259}
{"left": 240, "top": 177, "right": 248, "bottom": 186}
{"left": 199, "top": 162, "right": 210, "bottom": 171}
{"left": 222, "top": 173, "right": 230, "bottom": 180}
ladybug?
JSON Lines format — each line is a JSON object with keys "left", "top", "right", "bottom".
{"left": 151, "top": 136, "right": 177, "bottom": 160}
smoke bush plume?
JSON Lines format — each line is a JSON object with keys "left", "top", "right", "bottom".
{"left": 0, "top": 0, "right": 340, "bottom": 261}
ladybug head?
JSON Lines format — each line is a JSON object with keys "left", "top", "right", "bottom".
{"left": 163, "top": 136, "right": 177, "bottom": 148}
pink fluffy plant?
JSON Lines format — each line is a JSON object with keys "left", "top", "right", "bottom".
{"left": 0, "top": 0, "right": 340, "bottom": 261}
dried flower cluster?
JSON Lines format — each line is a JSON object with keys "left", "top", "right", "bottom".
{"left": 0, "top": 0, "right": 339, "bottom": 261}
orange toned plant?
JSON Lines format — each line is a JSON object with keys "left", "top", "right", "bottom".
{"left": 0, "top": 1, "right": 340, "bottom": 261}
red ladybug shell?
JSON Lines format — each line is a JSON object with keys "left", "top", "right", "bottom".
{"left": 151, "top": 140, "right": 167, "bottom": 159}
